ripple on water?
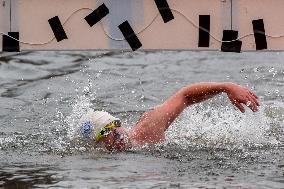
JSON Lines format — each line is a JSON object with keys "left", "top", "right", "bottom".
{"left": 0, "top": 51, "right": 284, "bottom": 188}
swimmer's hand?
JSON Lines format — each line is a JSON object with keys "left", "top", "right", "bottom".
{"left": 224, "top": 82, "right": 260, "bottom": 113}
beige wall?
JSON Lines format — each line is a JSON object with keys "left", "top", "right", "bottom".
{"left": 235, "top": 0, "right": 284, "bottom": 50}
{"left": 1, "top": 0, "right": 284, "bottom": 51}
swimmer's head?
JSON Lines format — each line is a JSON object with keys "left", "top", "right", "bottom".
{"left": 79, "top": 110, "right": 121, "bottom": 144}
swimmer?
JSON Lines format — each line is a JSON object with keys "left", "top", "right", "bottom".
{"left": 78, "top": 82, "right": 260, "bottom": 152}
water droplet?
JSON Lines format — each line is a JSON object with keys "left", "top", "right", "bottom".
{"left": 246, "top": 101, "right": 251, "bottom": 107}
{"left": 272, "top": 71, "right": 277, "bottom": 77}
{"left": 83, "top": 86, "right": 90, "bottom": 94}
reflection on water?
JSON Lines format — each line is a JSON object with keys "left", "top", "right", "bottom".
{"left": 0, "top": 51, "right": 284, "bottom": 188}
{"left": 0, "top": 164, "right": 61, "bottom": 189}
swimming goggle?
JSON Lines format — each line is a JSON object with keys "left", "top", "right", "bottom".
{"left": 95, "top": 120, "right": 121, "bottom": 143}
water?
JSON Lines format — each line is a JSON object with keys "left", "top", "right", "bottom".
{"left": 0, "top": 51, "right": 283, "bottom": 189}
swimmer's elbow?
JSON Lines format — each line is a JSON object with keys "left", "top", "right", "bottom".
{"left": 178, "top": 87, "right": 196, "bottom": 106}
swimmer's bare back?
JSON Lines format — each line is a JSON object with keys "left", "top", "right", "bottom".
{"left": 128, "top": 82, "right": 260, "bottom": 146}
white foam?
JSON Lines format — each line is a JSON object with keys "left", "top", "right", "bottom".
{"left": 166, "top": 99, "right": 281, "bottom": 150}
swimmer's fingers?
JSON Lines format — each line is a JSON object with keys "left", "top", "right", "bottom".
{"left": 246, "top": 96, "right": 258, "bottom": 112}
{"left": 250, "top": 93, "right": 260, "bottom": 106}
{"left": 249, "top": 90, "right": 259, "bottom": 99}
{"left": 245, "top": 88, "right": 260, "bottom": 107}
{"left": 247, "top": 89, "right": 260, "bottom": 106}
{"left": 232, "top": 100, "right": 245, "bottom": 113}
{"left": 249, "top": 92, "right": 260, "bottom": 106}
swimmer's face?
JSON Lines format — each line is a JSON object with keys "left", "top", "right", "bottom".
{"left": 99, "top": 127, "right": 127, "bottom": 152}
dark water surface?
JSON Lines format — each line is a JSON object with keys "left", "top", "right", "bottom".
{"left": 0, "top": 51, "right": 283, "bottom": 189}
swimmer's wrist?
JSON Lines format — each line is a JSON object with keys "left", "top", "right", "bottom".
{"left": 220, "top": 82, "right": 234, "bottom": 93}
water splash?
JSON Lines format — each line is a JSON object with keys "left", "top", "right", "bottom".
{"left": 165, "top": 97, "right": 281, "bottom": 151}
{"left": 64, "top": 95, "right": 93, "bottom": 140}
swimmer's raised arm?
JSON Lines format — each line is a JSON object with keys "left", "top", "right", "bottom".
{"left": 179, "top": 82, "right": 259, "bottom": 112}
{"left": 129, "top": 82, "right": 260, "bottom": 145}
